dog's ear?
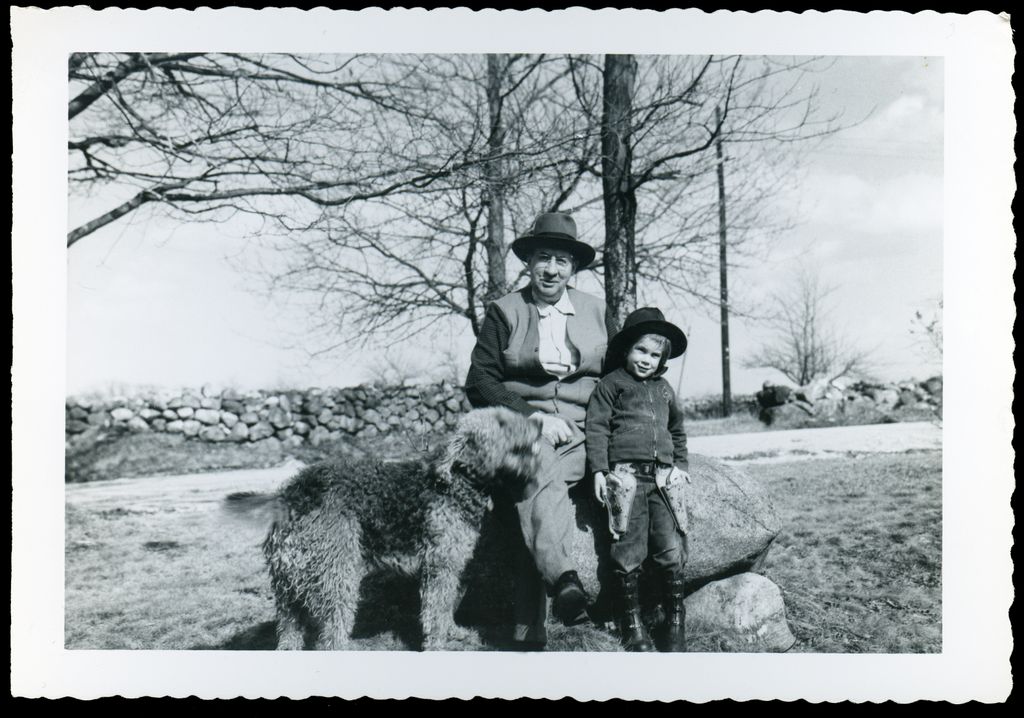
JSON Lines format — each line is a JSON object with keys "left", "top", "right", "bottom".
{"left": 434, "top": 430, "right": 468, "bottom": 488}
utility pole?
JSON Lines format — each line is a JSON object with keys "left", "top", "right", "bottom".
{"left": 716, "top": 106, "right": 732, "bottom": 417}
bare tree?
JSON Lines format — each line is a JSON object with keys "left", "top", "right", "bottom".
{"left": 567, "top": 54, "right": 840, "bottom": 332}
{"left": 257, "top": 54, "right": 596, "bottom": 344}
{"left": 70, "top": 52, "right": 838, "bottom": 354}
{"left": 911, "top": 298, "right": 943, "bottom": 361}
{"left": 744, "top": 269, "right": 873, "bottom": 386}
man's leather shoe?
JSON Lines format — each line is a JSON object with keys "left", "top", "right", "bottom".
{"left": 551, "top": 570, "right": 591, "bottom": 626}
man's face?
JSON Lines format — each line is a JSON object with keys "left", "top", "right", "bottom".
{"left": 528, "top": 247, "right": 575, "bottom": 304}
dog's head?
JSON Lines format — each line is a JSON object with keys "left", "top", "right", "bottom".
{"left": 435, "top": 407, "right": 542, "bottom": 494}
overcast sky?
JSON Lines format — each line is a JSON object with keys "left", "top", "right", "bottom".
{"left": 66, "top": 55, "right": 943, "bottom": 398}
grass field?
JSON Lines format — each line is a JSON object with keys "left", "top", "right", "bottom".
{"left": 64, "top": 446, "right": 941, "bottom": 653}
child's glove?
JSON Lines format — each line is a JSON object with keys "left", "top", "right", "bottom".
{"left": 658, "top": 466, "right": 691, "bottom": 489}
{"left": 594, "top": 471, "right": 608, "bottom": 505}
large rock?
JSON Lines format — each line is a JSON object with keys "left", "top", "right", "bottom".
{"left": 685, "top": 573, "right": 796, "bottom": 652}
{"left": 457, "top": 453, "right": 780, "bottom": 628}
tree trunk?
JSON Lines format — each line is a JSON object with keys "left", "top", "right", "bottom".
{"left": 483, "top": 54, "right": 509, "bottom": 307}
{"left": 601, "top": 54, "right": 638, "bottom": 336}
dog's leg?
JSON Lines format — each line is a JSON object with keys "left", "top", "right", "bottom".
{"left": 275, "top": 601, "right": 307, "bottom": 650}
{"left": 420, "top": 502, "right": 479, "bottom": 651}
{"left": 318, "top": 512, "right": 364, "bottom": 651}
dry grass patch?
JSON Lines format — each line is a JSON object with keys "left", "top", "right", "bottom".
{"left": 64, "top": 446, "right": 941, "bottom": 653}
{"left": 751, "top": 451, "right": 942, "bottom": 653}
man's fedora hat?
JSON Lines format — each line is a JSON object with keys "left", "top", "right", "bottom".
{"left": 511, "top": 212, "right": 596, "bottom": 270}
{"left": 607, "top": 307, "right": 688, "bottom": 365}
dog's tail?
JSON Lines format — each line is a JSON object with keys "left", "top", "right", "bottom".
{"left": 222, "top": 491, "right": 288, "bottom": 529}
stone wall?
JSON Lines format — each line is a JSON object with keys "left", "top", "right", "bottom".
{"left": 65, "top": 375, "right": 941, "bottom": 445}
{"left": 756, "top": 376, "right": 943, "bottom": 428}
{"left": 65, "top": 383, "right": 472, "bottom": 447}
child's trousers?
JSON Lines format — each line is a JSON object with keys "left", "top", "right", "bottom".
{"left": 608, "top": 464, "right": 688, "bottom": 576}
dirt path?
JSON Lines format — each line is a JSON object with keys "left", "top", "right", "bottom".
{"left": 66, "top": 422, "right": 941, "bottom": 504}
{"left": 690, "top": 421, "right": 942, "bottom": 463}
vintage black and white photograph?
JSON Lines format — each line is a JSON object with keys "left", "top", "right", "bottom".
{"left": 11, "top": 7, "right": 1014, "bottom": 702}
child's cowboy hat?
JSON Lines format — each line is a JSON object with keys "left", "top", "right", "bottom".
{"left": 607, "top": 307, "right": 688, "bottom": 362}
{"left": 511, "top": 212, "right": 596, "bottom": 270}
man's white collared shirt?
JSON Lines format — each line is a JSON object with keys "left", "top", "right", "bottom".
{"left": 536, "top": 292, "right": 579, "bottom": 378}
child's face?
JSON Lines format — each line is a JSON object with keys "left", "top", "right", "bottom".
{"left": 625, "top": 336, "right": 665, "bottom": 380}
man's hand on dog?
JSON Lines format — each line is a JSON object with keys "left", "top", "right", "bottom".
{"left": 530, "top": 413, "right": 574, "bottom": 447}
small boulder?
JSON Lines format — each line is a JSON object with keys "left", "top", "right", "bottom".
{"left": 199, "top": 426, "right": 228, "bottom": 442}
{"left": 110, "top": 407, "right": 134, "bottom": 422}
{"left": 181, "top": 420, "right": 201, "bottom": 437}
{"left": 898, "top": 390, "right": 919, "bottom": 408}
{"left": 268, "top": 407, "right": 291, "bottom": 429}
{"left": 127, "top": 417, "right": 150, "bottom": 432}
{"left": 249, "top": 422, "right": 275, "bottom": 441}
{"left": 759, "top": 402, "right": 815, "bottom": 428}
{"left": 194, "top": 408, "right": 221, "bottom": 425}
{"left": 220, "top": 411, "right": 239, "bottom": 429}
{"left": 221, "top": 399, "right": 246, "bottom": 415}
{"left": 685, "top": 573, "right": 796, "bottom": 652}
{"left": 66, "top": 419, "right": 89, "bottom": 434}
{"left": 308, "top": 426, "right": 331, "bottom": 446}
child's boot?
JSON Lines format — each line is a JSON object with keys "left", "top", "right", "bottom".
{"left": 661, "top": 573, "right": 687, "bottom": 652}
{"left": 615, "top": 570, "right": 655, "bottom": 652}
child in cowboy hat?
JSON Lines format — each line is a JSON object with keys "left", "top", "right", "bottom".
{"left": 585, "top": 307, "right": 690, "bottom": 652}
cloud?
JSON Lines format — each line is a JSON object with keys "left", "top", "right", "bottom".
{"left": 789, "top": 169, "right": 942, "bottom": 240}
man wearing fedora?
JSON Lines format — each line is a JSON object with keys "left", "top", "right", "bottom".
{"left": 465, "top": 211, "right": 607, "bottom": 648}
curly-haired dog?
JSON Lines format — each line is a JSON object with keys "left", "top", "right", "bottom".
{"left": 226, "top": 407, "right": 541, "bottom": 650}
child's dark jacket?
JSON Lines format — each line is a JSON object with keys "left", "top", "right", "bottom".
{"left": 585, "top": 367, "right": 689, "bottom": 476}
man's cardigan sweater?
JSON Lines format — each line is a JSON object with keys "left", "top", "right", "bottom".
{"left": 465, "top": 286, "right": 607, "bottom": 427}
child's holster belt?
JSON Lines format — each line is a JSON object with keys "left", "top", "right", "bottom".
{"left": 605, "top": 462, "right": 689, "bottom": 538}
